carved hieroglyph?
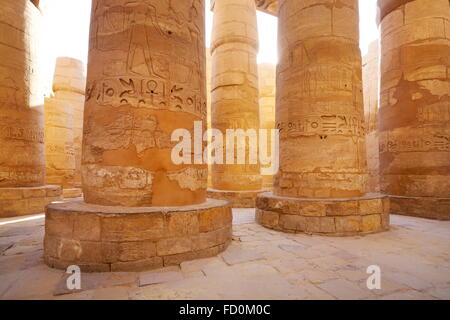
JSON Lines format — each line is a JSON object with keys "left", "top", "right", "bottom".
{"left": 378, "top": 0, "right": 450, "bottom": 219}
{"left": 256, "top": 0, "right": 388, "bottom": 235}
{"left": 52, "top": 57, "right": 86, "bottom": 188}
{"left": 210, "top": 0, "right": 262, "bottom": 192}
{"left": 275, "top": 0, "right": 367, "bottom": 199}
{"left": 83, "top": 0, "right": 207, "bottom": 207}
{"left": 259, "top": 63, "right": 276, "bottom": 188}
{"left": 363, "top": 41, "right": 380, "bottom": 193}
{"left": 0, "top": 0, "right": 46, "bottom": 188}
{"left": 44, "top": 97, "right": 76, "bottom": 188}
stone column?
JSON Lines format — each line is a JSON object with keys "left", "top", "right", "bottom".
{"left": 52, "top": 57, "right": 86, "bottom": 193}
{"left": 256, "top": 0, "right": 389, "bottom": 235}
{"left": 206, "top": 47, "right": 213, "bottom": 188}
{"left": 44, "top": 97, "right": 79, "bottom": 198}
{"left": 363, "top": 41, "right": 380, "bottom": 193}
{"left": 44, "top": 0, "right": 232, "bottom": 272}
{"left": 0, "top": 0, "right": 62, "bottom": 218}
{"left": 258, "top": 63, "right": 276, "bottom": 189}
{"left": 378, "top": 0, "right": 450, "bottom": 220}
{"left": 208, "top": 0, "right": 264, "bottom": 208}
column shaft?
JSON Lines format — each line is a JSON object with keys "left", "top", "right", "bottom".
{"left": 0, "top": 0, "right": 62, "bottom": 217}
{"left": 378, "top": 0, "right": 450, "bottom": 219}
{"left": 83, "top": 0, "right": 207, "bottom": 207}
{"left": 363, "top": 41, "right": 380, "bottom": 193}
{"left": 210, "top": 0, "right": 262, "bottom": 192}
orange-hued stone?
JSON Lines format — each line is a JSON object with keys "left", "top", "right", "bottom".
{"left": 0, "top": 0, "right": 62, "bottom": 217}
{"left": 259, "top": 63, "right": 276, "bottom": 189}
{"left": 44, "top": 97, "right": 76, "bottom": 188}
{"left": 0, "top": 0, "right": 45, "bottom": 188}
{"left": 44, "top": 0, "right": 232, "bottom": 272}
{"left": 208, "top": 0, "right": 264, "bottom": 207}
{"left": 210, "top": 0, "right": 262, "bottom": 192}
{"left": 255, "top": 0, "right": 387, "bottom": 235}
{"left": 52, "top": 57, "right": 86, "bottom": 188}
{"left": 378, "top": 0, "right": 450, "bottom": 220}
{"left": 275, "top": 0, "right": 367, "bottom": 199}
{"left": 82, "top": 0, "right": 207, "bottom": 207}
{"left": 206, "top": 47, "right": 213, "bottom": 188}
{"left": 363, "top": 41, "right": 380, "bottom": 193}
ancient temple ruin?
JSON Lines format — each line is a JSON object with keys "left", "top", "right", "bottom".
{"left": 0, "top": 0, "right": 448, "bottom": 285}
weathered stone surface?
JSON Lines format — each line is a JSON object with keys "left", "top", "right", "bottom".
{"left": 362, "top": 41, "right": 380, "bottom": 193}
{"left": 207, "top": 188, "right": 266, "bottom": 208}
{"left": 44, "top": 97, "right": 77, "bottom": 189}
{"left": 82, "top": 0, "right": 207, "bottom": 207}
{"left": 0, "top": 186, "right": 62, "bottom": 218}
{"left": 259, "top": 63, "right": 276, "bottom": 189}
{"left": 52, "top": 57, "right": 86, "bottom": 188}
{"left": 275, "top": 0, "right": 366, "bottom": 199}
{"left": 256, "top": 192, "right": 388, "bottom": 236}
{"left": 0, "top": 0, "right": 63, "bottom": 217}
{"left": 44, "top": 199, "right": 232, "bottom": 272}
{"left": 255, "top": 0, "right": 390, "bottom": 235}
{"left": 378, "top": 0, "right": 450, "bottom": 220}
{"left": 210, "top": 0, "right": 262, "bottom": 192}
{"left": 139, "top": 271, "right": 183, "bottom": 287}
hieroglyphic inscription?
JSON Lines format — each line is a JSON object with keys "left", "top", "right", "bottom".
{"left": 0, "top": 125, "right": 44, "bottom": 143}
{"left": 277, "top": 114, "right": 365, "bottom": 138}
{"left": 380, "top": 134, "right": 450, "bottom": 153}
{"left": 86, "top": 76, "right": 206, "bottom": 117}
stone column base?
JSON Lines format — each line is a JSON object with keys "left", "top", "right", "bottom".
{"left": 389, "top": 195, "right": 450, "bottom": 221}
{"left": 44, "top": 198, "right": 232, "bottom": 272}
{"left": 256, "top": 192, "right": 390, "bottom": 236}
{"left": 63, "top": 188, "right": 83, "bottom": 199}
{"left": 207, "top": 188, "right": 268, "bottom": 208}
{"left": 0, "top": 185, "right": 63, "bottom": 218}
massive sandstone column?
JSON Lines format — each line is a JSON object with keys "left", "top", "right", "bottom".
{"left": 258, "top": 63, "right": 276, "bottom": 189}
{"left": 0, "top": 0, "right": 62, "bottom": 218}
{"left": 256, "top": 0, "right": 389, "bottom": 235}
{"left": 208, "top": 0, "right": 264, "bottom": 208}
{"left": 52, "top": 57, "right": 86, "bottom": 191}
{"left": 44, "top": 0, "right": 232, "bottom": 272}
{"left": 206, "top": 47, "right": 213, "bottom": 188}
{"left": 363, "top": 41, "right": 380, "bottom": 193}
{"left": 378, "top": 0, "right": 450, "bottom": 220}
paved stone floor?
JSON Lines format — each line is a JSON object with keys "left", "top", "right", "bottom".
{"left": 0, "top": 207, "right": 449, "bottom": 300}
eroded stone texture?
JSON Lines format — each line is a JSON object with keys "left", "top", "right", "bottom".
{"left": 209, "top": 0, "right": 263, "bottom": 206}
{"left": 206, "top": 47, "right": 213, "bottom": 188}
{"left": 0, "top": 0, "right": 62, "bottom": 217}
{"left": 44, "top": 199, "right": 232, "bottom": 272}
{"left": 259, "top": 63, "right": 276, "bottom": 189}
{"left": 44, "top": 97, "right": 76, "bottom": 190}
{"left": 256, "top": 0, "right": 387, "bottom": 235}
{"left": 0, "top": 0, "right": 46, "bottom": 188}
{"left": 83, "top": 0, "right": 207, "bottom": 207}
{"left": 275, "top": 0, "right": 366, "bottom": 199}
{"left": 52, "top": 57, "right": 86, "bottom": 188}
{"left": 44, "top": 0, "right": 232, "bottom": 272}
{"left": 378, "top": 0, "right": 450, "bottom": 220}
{"left": 363, "top": 41, "right": 380, "bottom": 193}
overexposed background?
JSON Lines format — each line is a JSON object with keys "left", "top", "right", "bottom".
{"left": 41, "top": 0, "right": 379, "bottom": 92}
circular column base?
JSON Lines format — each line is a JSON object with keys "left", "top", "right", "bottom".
{"left": 389, "top": 195, "right": 450, "bottom": 220}
{"left": 256, "top": 192, "right": 390, "bottom": 236}
{"left": 44, "top": 198, "right": 232, "bottom": 272}
{"left": 0, "top": 185, "right": 63, "bottom": 218}
{"left": 207, "top": 188, "right": 268, "bottom": 208}
{"left": 63, "top": 188, "right": 83, "bottom": 199}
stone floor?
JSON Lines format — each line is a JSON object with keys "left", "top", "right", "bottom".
{"left": 0, "top": 207, "right": 449, "bottom": 300}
